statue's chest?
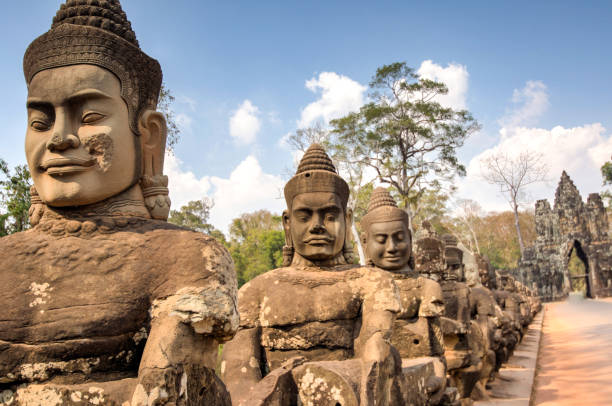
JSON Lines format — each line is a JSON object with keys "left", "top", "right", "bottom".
{"left": 257, "top": 279, "right": 361, "bottom": 327}
{"left": 0, "top": 234, "right": 152, "bottom": 344}
{"left": 441, "top": 281, "right": 470, "bottom": 324}
{"left": 395, "top": 279, "right": 422, "bottom": 319}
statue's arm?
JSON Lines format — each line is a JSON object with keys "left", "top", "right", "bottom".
{"left": 134, "top": 237, "right": 240, "bottom": 399}
{"left": 354, "top": 270, "right": 400, "bottom": 360}
{"left": 221, "top": 327, "right": 263, "bottom": 404}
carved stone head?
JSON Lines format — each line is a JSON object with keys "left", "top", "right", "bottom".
{"left": 23, "top": 0, "right": 170, "bottom": 220}
{"left": 499, "top": 274, "right": 517, "bottom": 292}
{"left": 361, "top": 187, "right": 412, "bottom": 272}
{"left": 474, "top": 253, "right": 492, "bottom": 287}
{"left": 282, "top": 144, "right": 353, "bottom": 266}
{"left": 442, "top": 234, "right": 464, "bottom": 281}
{"left": 413, "top": 222, "right": 446, "bottom": 280}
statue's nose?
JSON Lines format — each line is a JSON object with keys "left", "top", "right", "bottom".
{"left": 386, "top": 239, "right": 398, "bottom": 253}
{"left": 311, "top": 223, "right": 325, "bottom": 234}
{"left": 46, "top": 112, "right": 80, "bottom": 151}
{"left": 46, "top": 132, "right": 80, "bottom": 151}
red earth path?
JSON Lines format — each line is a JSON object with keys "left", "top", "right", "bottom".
{"left": 532, "top": 296, "right": 612, "bottom": 405}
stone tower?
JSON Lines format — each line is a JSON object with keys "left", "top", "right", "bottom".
{"left": 518, "top": 171, "right": 612, "bottom": 300}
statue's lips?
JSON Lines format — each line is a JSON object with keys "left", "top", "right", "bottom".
{"left": 40, "top": 157, "right": 95, "bottom": 175}
{"left": 304, "top": 237, "right": 333, "bottom": 245}
{"left": 383, "top": 255, "right": 402, "bottom": 262}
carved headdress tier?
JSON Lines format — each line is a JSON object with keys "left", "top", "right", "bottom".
{"left": 23, "top": 0, "right": 162, "bottom": 135}
{"left": 284, "top": 144, "right": 349, "bottom": 209}
{"left": 361, "top": 187, "right": 409, "bottom": 231}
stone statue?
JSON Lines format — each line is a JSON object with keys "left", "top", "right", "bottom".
{"left": 221, "top": 144, "right": 402, "bottom": 406}
{"left": 492, "top": 273, "right": 523, "bottom": 360}
{"left": 465, "top": 253, "right": 503, "bottom": 399}
{"left": 439, "top": 234, "right": 482, "bottom": 402}
{"left": 360, "top": 188, "right": 448, "bottom": 405}
{"left": 0, "top": 1, "right": 238, "bottom": 404}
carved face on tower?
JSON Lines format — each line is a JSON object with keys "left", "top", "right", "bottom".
{"left": 282, "top": 144, "right": 352, "bottom": 264}
{"left": 23, "top": 0, "right": 169, "bottom": 219}
{"left": 361, "top": 188, "right": 412, "bottom": 271}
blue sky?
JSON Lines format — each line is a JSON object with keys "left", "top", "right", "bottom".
{"left": 1, "top": 1, "right": 611, "bottom": 233}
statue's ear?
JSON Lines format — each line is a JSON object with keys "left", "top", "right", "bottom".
{"left": 360, "top": 231, "right": 367, "bottom": 246}
{"left": 345, "top": 208, "right": 354, "bottom": 244}
{"left": 282, "top": 210, "right": 292, "bottom": 246}
{"left": 138, "top": 110, "right": 170, "bottom": 220}
{"left": 138, "top": 110, "right": 167, "bottom": 178}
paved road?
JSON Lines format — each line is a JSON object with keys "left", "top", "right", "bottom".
{"left": 532, "top": 296, "right": 612, "bottom": 405}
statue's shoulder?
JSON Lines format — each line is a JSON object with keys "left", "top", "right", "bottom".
{"left": 419, "top": 276, "right": 444, "bottom": 298}
{"left": 351, "top": 265, "right": 401, "bottom": 312}
{"left": 235, "top": 269, "right": 284, "bottom": 328}
{"left": 138, "top": 222, "right": 236, "bottom": 299}
{"left": 143, "top": 221, "right": 232, "bottom": 262}
{"left": 0, "top": 228, "right": 47, "bottom": 256}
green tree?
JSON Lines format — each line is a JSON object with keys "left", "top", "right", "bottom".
{"left": 227, "top": 210, "right": 285, "bottom": 286}
{"left": 0, "top": 159, "right": 32, "bottom": 236}
{"left": 168, "top": 197, "right": 218, "bottom": 233}
{"left": 158, "top": 83, "right": 181, "bottom": 150}
{"left": 601, "top": 160, "right": 612, "bottom": 207}
{"left": 410, "top": 185, "right": 451, "bottom": 235}
{"left": 329, "top": 62, "right": 480, "bottom": 229}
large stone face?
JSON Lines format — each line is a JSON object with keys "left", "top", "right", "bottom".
{"left": 518, "top": 171, "right": 612, "bottom": 301}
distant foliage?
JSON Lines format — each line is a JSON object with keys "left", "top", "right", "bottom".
{"left": 443, "top": 209, "right": 536, "bottom": 269}
{"left": 601, "top": 161, "right": 612, "bottom": 208}
{"left": 227, "top": 210, "right": 285, "bottom": 287}
{"left": 0, "top": 159, "right": 32, "bottom": 236}
{"left": 167, "top": 198, "right": 222, "bottom": 235}
{"left": 567, "top": 248, "right": 587, "bottom": 293}
{"left": 158, "top": 83, "right": 180, "bottom": 150}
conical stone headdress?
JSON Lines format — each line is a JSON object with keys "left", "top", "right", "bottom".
{"left": 361, "top": 187, "right": 409, "bottom": 232}
{"left": 23, "top": 0, "right": 162, "bottom": 135}
{"left": 284, "top": 144, "right": 350, "bottom": 209}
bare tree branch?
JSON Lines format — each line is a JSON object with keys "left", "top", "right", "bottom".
{"left": 479, "top": 150, "right": 548, "bottom": 256}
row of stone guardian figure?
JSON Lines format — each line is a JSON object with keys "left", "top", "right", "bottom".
{"left": 0, "top": 1, "right": 540, "bottom": 405}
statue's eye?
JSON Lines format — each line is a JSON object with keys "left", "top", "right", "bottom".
{"left": 325, "top": 214, "right": 336, "bottom": 222}
{"left": 31, "top": 120, "right": 50, "bottom": 131}
{"left": 82, "top": 112, "right": 105, "bottom": 124}
{"left": 375, "top": 236, "right": 386, "bottom": 244}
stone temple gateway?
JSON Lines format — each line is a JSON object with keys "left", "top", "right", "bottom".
{"left": 518, "top": 171, "right": 612, "bottom": 301}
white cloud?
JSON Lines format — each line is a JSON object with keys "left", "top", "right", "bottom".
{"left": 457, "top": 123, "right": 612, "bottom": 212}
{"left": 499, "top": 80, "right": 549, "bottom": 128}
{"left": 229, "top": 100, "right": 261, "bottom": 145}
{"left": 298, "top": 72, "right": 366, "bottom": 128}
{"left": 417, "top": 60, "right": 469, "bottom": 110}
{"left": 209, "top": 156, "right": 286, "bottom": 233}
{"left": 165, "top": 152, "right": 285, "bottom": 234}
{"left": 175, "top": 113, "right": 193, "bottom": 134}
{"left": 165, "top": 152, "right": 212, "bottom": 209}
{"left": 178, "top": 95, "right": 197, "bottom": 111}
{"left": 268, "top": 111, "right": 281, "bottom": 125}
